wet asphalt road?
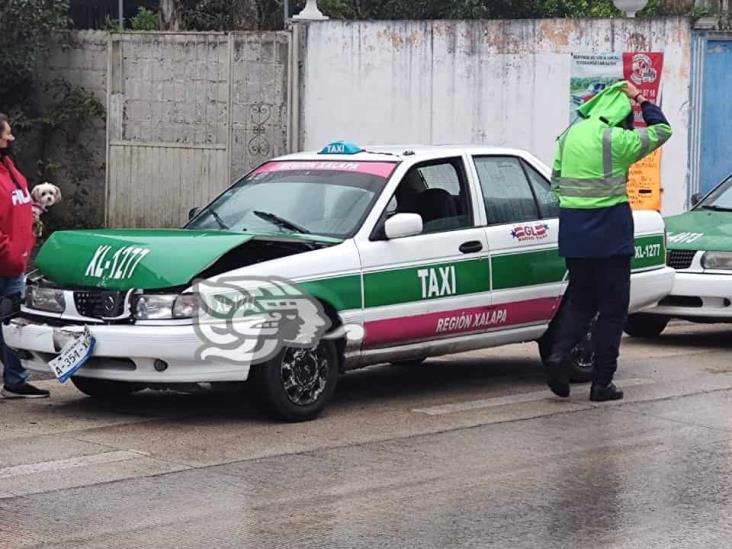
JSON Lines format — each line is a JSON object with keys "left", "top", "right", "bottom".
{"left": 1, "top": 322, "right": 732, "bottom": 548}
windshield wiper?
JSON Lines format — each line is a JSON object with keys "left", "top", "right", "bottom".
{"left": 206, "top": 209, "right": 229, "bottom": 230}
{"left": 701, "top": 205, "right": 732, "bottom": 212}
{"left": 254, "top": 211, "right": 310, "bottom": 234}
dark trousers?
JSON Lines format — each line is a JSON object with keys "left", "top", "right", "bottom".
{"left": 550, "top": 256, "right": 631, "bottom": 386}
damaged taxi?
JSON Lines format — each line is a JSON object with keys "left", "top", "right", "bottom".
{"left": 3, "top": 142, "right": 673, "bottom": 421}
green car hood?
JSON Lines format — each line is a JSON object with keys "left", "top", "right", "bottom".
{"left": 666, "top": 210, "right": 732, "bottom": 251}
{"left": 35, "top": 229, "right": 340, "bottom": 291}
{"left": 576, "top": 81, "right": 632, "bottom": 126}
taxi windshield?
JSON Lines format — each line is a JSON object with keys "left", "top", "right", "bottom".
{"left": 698, "top": 174, "right": 732, "bottom": 212}
{"left": 186, "top": 161, "right": 397, "bottom": 238}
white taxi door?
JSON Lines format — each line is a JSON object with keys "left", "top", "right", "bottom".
{"left": 355, "top": 156, "right": 492, "bottom": 350}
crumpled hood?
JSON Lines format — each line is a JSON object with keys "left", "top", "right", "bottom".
{"left": 36, "top": 229, "right": 259, "bottom": 291}
{"left": 576, "top": 81, "right": 632, "bottom": 126}
{"left": 666, "top": 211, "right": 732, "bottom": 252}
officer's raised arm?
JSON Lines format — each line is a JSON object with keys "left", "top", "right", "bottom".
{"left": 612, "top": 80, "right": 673, "bottom": 165}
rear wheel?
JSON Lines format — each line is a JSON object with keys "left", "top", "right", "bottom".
{"left": 254, "top": 340, "right": 339, "bottom": 422}
{"left": 71, "top": 377, "right": 142, "bottom": 398}
{"left": 624, "top": 313, "right": 669, "bottom": 338}
{"left": 539, "top": 314, "right": 597, "bottom": 384}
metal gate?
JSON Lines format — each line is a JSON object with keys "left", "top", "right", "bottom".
{"left": 691, "top": 33, "right": 732, "bottom": 198}
{"left": 105, "top": 32, "right": 291, "bottom": 228}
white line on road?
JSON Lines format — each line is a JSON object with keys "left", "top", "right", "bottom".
{"left": 0, "top": 450, "right": 148, "bottom": 479}
{"left": 412, "top": 378, "right": 655, "bottom": 416}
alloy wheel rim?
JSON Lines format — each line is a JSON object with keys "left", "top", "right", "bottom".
{"left": 280, "top": 346, "right": 329, "bottom": 406}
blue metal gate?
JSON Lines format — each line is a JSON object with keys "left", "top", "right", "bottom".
{"left": 691, "top": 34, "right": 732, "bottom": 198}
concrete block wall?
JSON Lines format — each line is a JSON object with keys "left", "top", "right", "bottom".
{"left": 113, "top": 33, "right": 230, "bottom": 146}
{"left": 229, "top": 33, "right": 290, "bottom": 180}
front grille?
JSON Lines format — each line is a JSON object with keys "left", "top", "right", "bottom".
{"left": 74, "top": 290, "right": 127, "bottom": 318}
{"left": 667, "top": 250, "right": 697, "bottom": 270}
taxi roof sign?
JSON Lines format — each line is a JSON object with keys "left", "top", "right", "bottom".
{"left": 319, "top": 141, "right": 364, "bottom": 155}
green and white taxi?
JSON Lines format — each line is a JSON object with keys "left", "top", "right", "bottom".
{"left": 628, "top": 173, "right": 732, "bottom": 336}
{"left": 3, "top": 142, "right": 673, "bottom": 421}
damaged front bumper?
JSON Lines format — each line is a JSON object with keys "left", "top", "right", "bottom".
{"left": 2, "top": 317, "right": 253, "bottom": 384}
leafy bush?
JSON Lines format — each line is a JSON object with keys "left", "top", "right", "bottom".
{"left": 130, "top": 7, "right": 159, "bottom": 30}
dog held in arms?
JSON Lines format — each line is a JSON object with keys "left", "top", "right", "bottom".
{"left": 31, "top": 182, "right": 62, "bottom": 237}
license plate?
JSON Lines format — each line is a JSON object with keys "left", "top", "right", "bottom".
{"left": 49, "top": 327, "right": 96, "bottom": 383}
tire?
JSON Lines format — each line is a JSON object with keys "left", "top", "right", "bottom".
{"left": 71, "top": 377, "right": 142, "bottom": 398}
{"left": 254, "top": 339, "right": 339, "bottom": 422}
{"left": 567, "top": 329, "right": 595, "bottom": 383}
{"left": 539, "top": 313, "right": 597, "bottom": 384}
{"left": 624, "top": 313, "right": 669, "bottom": 338}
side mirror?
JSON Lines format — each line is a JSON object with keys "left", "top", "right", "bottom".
{"left": 384, "top": 213, "right": 423, "bottom": 240}
{"left": 690, "top": 193, "right": 703, "bottom": 208}
{"left": 188, "top": 207, "right": 201, "bottom": 220}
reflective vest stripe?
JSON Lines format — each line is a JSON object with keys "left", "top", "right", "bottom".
{"left": 637, "top": 128, "right": 651, "bottom": 160}
{"left": 655, "top": 125, "right": 672, "bottom": 146}
{"left": 554, "top": 175, "right": 627, "bottom": 197}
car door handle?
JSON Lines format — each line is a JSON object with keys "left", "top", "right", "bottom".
{"left": 459, "top": 241, "right": 483, "bottom": 254}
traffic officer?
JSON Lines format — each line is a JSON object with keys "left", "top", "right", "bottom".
{"left": 545, "top": 80, "right": 672, "bottom": 401}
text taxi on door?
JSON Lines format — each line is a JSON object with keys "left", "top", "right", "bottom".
{"left": 3, "top": 142, "right": 673, "bottom": 421}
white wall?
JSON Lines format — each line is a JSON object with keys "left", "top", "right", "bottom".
{"left": 302, "top": 18, "right": 691, "bottom": 215}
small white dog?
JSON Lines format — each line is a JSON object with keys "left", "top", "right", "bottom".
{"left": 31, "top": 182, "right": 62, "bottom": 237}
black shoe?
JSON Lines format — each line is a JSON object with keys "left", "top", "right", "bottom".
{"left": 545, "top": 355, "right": 570, "bottom": 398}
{"left": 590, "top": 382, "right": 623, "bottom": 402}
{"left": 1, "top": 383, "right": 50, "bottom": 399}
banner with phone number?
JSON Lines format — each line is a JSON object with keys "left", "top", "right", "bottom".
{"left": 569, "top": 52, "right": 665, "bottom": 211}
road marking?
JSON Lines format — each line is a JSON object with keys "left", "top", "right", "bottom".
{"left": 0, "top": 450, "right": 148, "bottom": 479}
{"left": 412, "top": 378, "right": 655, "bottom": 416}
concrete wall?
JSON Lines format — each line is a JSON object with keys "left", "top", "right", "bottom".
{"left": 301, "top": 19, "right": 692, "bottom": 215}
{"left": 107, "top": 31, "right": 290, "bottom": 227}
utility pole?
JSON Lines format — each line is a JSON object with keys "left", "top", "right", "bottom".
{"left": 118, "top": 0, "right": 124, "bottom": 30}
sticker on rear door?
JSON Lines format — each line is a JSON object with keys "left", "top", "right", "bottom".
{"left": 511, "top": 223, "right": 550, "bottom": 242}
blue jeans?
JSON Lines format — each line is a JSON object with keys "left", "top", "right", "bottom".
{"left": 0, "top": 275, "right": 28, "bottom": 388}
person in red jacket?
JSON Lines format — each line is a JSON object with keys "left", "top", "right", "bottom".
{"left": 0, "top": 113, "right": 49, "bottom": 398}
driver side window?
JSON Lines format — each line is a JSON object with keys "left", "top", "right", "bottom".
{"left": 387, "top": 158, "right": 473, "bottom": 234}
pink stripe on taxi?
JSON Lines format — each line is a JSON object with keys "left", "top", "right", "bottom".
{"left": 253, "top": 161, "right": 397, "bottom": 179}
{"left": 363, "top": 297, "right": 559, "bottom": 347}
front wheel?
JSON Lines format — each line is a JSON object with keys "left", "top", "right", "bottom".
{"left": 71, "top": 377, "right": 142, "bottom": 398}
{"left": 624, "top": 313, "right": 669, "bottom": 338}
{"left": 254, "top": 340, "right": 339, "bottom": 422}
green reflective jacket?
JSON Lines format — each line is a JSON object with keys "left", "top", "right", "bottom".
{"left": 552, "top": 81, "right": 673, "bottom": 209}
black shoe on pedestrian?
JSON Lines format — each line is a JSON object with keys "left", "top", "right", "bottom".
{"left": 1, "top": 383, "right": 50, "bottom": 399}
{"left": 545, "top": 355, "right": 570, "bottom": 398}
{"left": 590, "top": 382, "right": 623, "bottom": 402}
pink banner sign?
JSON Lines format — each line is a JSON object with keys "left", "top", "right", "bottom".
{"left": 253, "top": 161, "right": 397, "bottom": 179}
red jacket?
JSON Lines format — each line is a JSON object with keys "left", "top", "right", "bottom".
{"left": 0, "top": 154, "right": 35, "bottom": 276}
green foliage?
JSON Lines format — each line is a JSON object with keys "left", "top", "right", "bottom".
{"left": 103, "top": 14, "right": 121, "bottom": 31}
{"left": 182, "top": 0, "right": 282, "bottom": 30}
{"left": 36, "top": 80, "right": 106, "bottom": 233}
{"left": 176, "top": 0, "right": 707, "bottom": 30}
{"left": 317, "top": 0, "right": 623, "bottom": 20}
{"left": 130, "top": 7, "right": 159, "bottom": 30}
{"left": 0, "top": 0, "right": 70, "bottom": 124}
{"left": 0, "top": 1, "right": 105, "bottom": 233}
